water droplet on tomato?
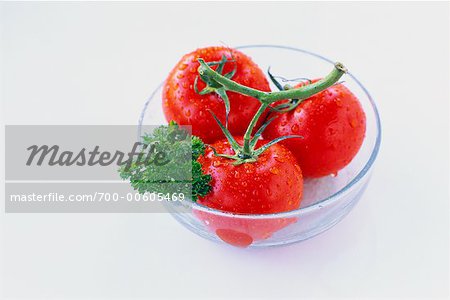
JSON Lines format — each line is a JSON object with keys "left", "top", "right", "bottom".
{"left": 185, "top": 109, "right": 191, "bottom": 117}
{"left": 291, "top": 124, "right": 299, "bottom": 132}
{"left": 269, "top": 167, "right": 279, "bottom": 175}
{"left": 274, "top": 156, "right": 286, "bottom": 163}
{"left": 179, "top": 63, "right": 188, "bottom": 70}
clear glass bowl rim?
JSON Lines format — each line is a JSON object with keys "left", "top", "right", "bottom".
{"left": 139, "top": 44, "right": 382, "bottom": 219}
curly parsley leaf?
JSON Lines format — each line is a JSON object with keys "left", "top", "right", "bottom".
{"left": 119, "top": 122, "right": 212, "bottom": 201}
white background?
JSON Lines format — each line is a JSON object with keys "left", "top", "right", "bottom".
{"left": 1, "top": 2, "right": 449, "bottom": 299}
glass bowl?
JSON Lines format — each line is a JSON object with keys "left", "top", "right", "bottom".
{"left": 139, "top": 45, "right": 381, "bottom": 248}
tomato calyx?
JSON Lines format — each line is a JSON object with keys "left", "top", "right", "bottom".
{"left": 267, "top": 68, "right": 303, "bottom": 113}
{"left": 207, "top": 107, "right": 302, "bottom": 165}
{"left": 194, "top": 55, "right": 237, "bottom": 127}
{"left": 194, "top": 55, "right": 237, "bottom": 92}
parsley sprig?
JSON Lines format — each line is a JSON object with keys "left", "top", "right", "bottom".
{"left": 119, "top": 121, "right": 212, "bottom": 201}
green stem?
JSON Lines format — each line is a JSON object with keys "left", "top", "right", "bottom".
{"left": 262, "top": 62, "right": 347, "bottom": 102}
{"left": 197, "top": 59, "right": 348, "bottom": 163}
{"left": 242, "top": 102, "right": 268, "bottom": 155}
{"left": 198, "top": 59, "right": 268, "bottom": 100}
{"left": 198, "top": 60, "right": 347, "bottom": 104}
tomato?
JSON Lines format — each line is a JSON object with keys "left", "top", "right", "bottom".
{"left": 193, "top": 210, "right": 298, "bottom": 248}
{"left": 198, "top": 138, "right": 303, "bottom": 214}
{"left": 194, "top": 137, "right": 303, "bottom": 247}
{"left": 162, "top": 46, "right": 270, "bottom": 143}
{"left": 264, "top": 81, "right": 366, "bottom": 177}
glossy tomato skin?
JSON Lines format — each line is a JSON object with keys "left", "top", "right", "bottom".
{"left": 162, "top": 46, "right": 270, "bottom": 143}
{"left": 264, "top": 82, "right": 366, "bottom": 178}
{"left": 197, "top": 138, "right": 303, "bottom": 214}
{"left": 194, "top": 138, "right": 303, "bottom": 247}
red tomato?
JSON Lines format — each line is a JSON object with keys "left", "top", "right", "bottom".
{"left": 193, "top": 210, "right": 298, "bottom": 248}
{"left": 264, "top": 81, "right": 366, "bottom": 177}
{"left": 194, "top": 137, "right": 303, "bottom": 247}
{"left": 162, "top": 46, "right": 270, "bottom": 143}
